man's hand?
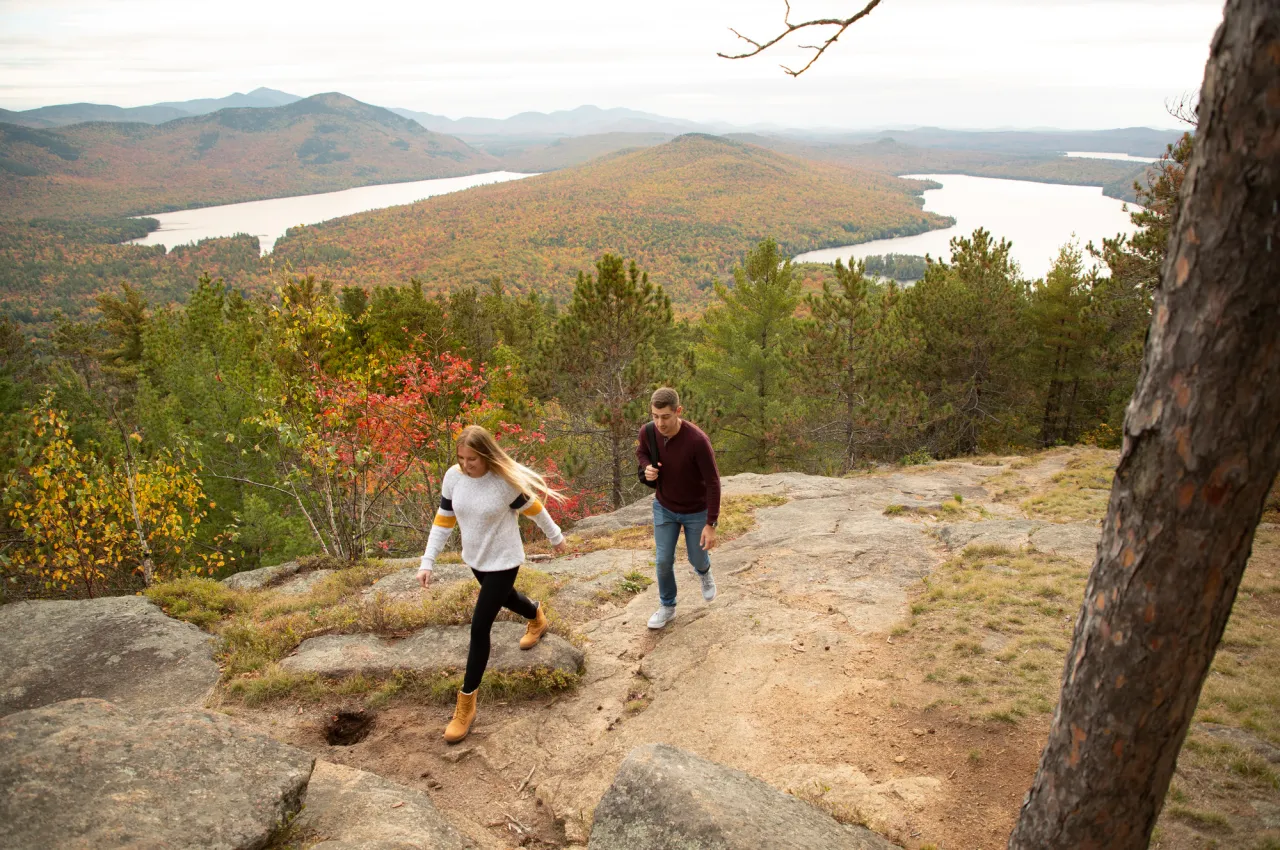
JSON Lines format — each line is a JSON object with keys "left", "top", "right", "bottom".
{"left": 700, "top": 524, "right": 718, "bottom": 551}
{"left": 417, "top": 569, "right": 433, "bottom": 589}
{"left": 644, "top": 463, "right": 661, "bottom": 482}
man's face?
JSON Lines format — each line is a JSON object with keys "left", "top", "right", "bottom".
{"left": 651, "top": 404, "right": 682, "bottom": 438}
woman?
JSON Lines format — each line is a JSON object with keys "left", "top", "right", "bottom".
{"left": 417, "top": 425, "right": 567, "bottom": 743}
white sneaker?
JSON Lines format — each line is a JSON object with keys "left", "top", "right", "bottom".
{"left": 699, "top": 570, "right": 717, "bottom": 602}
{"left": 647, "top": 606, "right": 676, "bottom": 629}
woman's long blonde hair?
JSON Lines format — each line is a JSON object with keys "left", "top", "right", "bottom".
{"left": 456, "top": 425, "right": 564, "bottom": 504}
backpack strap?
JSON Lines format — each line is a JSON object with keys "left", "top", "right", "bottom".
{"left": 646, "top": 422, "right": 662, "bottom": 497}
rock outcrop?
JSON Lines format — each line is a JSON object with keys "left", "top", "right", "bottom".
{"left": 0, "top": 596, "right": 218, "bottom": 716}
{"left": 221, "top": 559, "right": 302, "bottom": 590}
{"left": 0, "top": 698, "right": 314, "bottom": 850}
{"left": 572, "top": 495, "right": 655, "bottom": 536}
{"left": 280, "top": 622, "right": 583, "bottom": 679}
{"left": 587, "top": 743, "right": 899, "bottom": 850}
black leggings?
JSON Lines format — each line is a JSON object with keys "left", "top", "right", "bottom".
{"left": 463, "top": 566, "right": 538, "bottom": 693}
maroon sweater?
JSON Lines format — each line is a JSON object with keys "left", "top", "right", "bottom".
{"left": 636, "top": 420, "right": 722, "bottom": 525}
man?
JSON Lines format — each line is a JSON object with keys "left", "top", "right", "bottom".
{"left": 636, "top": 387, "right": 721, "bottom": 629}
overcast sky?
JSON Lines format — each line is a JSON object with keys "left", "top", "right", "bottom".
{"left": 0, "top": 0, "right": 1223, "bottom": 129}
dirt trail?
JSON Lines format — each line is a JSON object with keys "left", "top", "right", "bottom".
{"left": 246, "top": 454, "right": 1097, "bottom": 849}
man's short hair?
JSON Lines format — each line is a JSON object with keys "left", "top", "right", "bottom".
{"left": 651, "top": 387, "right": 680, "bottom": 410}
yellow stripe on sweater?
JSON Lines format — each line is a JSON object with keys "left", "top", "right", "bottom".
{"left": 433, "top": 513, "right": 457, "bottom": 528}
{"left": 520, "top": 499, "right": 544, "bottom": 517}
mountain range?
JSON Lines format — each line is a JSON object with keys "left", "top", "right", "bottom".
{"left": 0, "top": 93, "right": 497, "bottom": 218}
{"left": 1, "top": 88, "right": 1181, "bottom": 158}
{"left": 0, "top": 88, "right": 302, "bottom": 129}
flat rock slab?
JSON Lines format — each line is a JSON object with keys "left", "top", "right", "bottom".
{"left": 0, "top": 596, "right": 219, "bottom": 717}
{"left": 299, "top": 760, "right": 476, "bottom": 849}
{"left": 937, "top": 519, "right": 1101, "bottom": 565}
{"left": 280, "top": 622, "right": 584, "bottom": 679}
{"left": 588, "top": 743, "right": 899, "bottom": 850}
{"left": 222, "top": 559, "right": 301, "bottom": 590}
{"left": 0, "top": 698, "right": 314, "bottom": 850}
{"left": 1028, "top": 522, "right": 1101, "bottom": 563}
{"left": 936, "top": 519, "right": 1047, "bottom": 553}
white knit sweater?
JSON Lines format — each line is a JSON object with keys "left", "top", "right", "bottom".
{"left": 419, "top": 465, "right": 564, "bottom": 573}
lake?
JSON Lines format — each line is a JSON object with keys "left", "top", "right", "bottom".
{"left": 1065, "top": 151, "right": 1159, "bottom": 163}
{"left": 129, "top": 171, "right": 534, "bottom": 254}
{"left": 794, "top": 174, "right": 1140, "bottom": 279}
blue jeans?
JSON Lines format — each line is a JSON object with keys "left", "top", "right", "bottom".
{"left": 653, "top": 500, "right": 711, "bottom": 608}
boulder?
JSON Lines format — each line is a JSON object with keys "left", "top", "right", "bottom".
{"left": 299, "top": 760, "right": 476, "bottom": 849}
{"left": 221, "top": 559, "right": 302, "bottom": 590}
{"left": 362, "top": 562, "right": 475, "bottom": 603}
{"left": 273, "top": 568, "right": 338, "bottom": 595}
{"left": 572, "top": 495, "right": 655, "bottom": 536}
{"left": 587, "top": 743, "right": 899, "bottom": 850}
{"left": 0, "top": 698, "right": 314, "bottom": 850}
{"left": 0, "top": 596, "right": 218, "bottom": 717}
{"left": 280, "top": 622, "right": 583, "bottom": 679}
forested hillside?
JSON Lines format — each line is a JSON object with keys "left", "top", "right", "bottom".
{"left": 0, "top": 219, "right": 262, "bottom": 326}
{"left": 0, "top": 94, "right": 499, "bottom": 219}
{"left": 738, "top": 136, "right": 1152, "bottom": 203}
{"left": 269, "top": 134, "right": 952, "bottom": 307}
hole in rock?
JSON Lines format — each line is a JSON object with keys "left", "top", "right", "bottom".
{"left": 325, "top": 709, "right": 374, "bottom": 746}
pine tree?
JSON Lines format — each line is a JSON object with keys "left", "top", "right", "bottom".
{"left": 694, "top": 238, "right": 803, "bottom": 472}
{"left": 548, "top": 254, "right": 672, "bottom": 509}
{"left": 1027, "top": 245, "right": 1104, "bottom": 446}
{"left": 802, "top": 259, "right": 920, "bottom": 470}
{"left": 896, "top": 228, "right": 1030, "bottom": 456}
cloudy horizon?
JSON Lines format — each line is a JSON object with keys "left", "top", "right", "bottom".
{"left": 0, "top": 0, "right": 1224, "bottom": 130}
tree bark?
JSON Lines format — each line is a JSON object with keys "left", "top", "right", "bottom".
{"left": 1009, "top": 2, "right": 1280, "bottom": 847}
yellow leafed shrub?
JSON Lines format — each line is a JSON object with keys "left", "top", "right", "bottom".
{"left": 3, "top": 401, "right": 225, "bottom": 597}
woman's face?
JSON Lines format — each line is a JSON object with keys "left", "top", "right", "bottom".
{"left": 457, "top": 444, "right": 489, "bottom": 478}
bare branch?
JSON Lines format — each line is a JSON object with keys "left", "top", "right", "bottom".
{"left": 1165, "top": 91, "right": 1200, "bottom": 129}
{"left": 718, "top": 0, "right": 883, "bottom": 77}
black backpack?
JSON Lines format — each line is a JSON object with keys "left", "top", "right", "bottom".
{"left": 639, "top": 421, "right": 661, "bottom": 493}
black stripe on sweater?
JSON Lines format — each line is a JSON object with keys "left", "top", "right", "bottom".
{"left": 439, "top": 496, "right": 453, "bottom": 512}
{"left": 509, "top": 493, "right": 530, "bottom": 511}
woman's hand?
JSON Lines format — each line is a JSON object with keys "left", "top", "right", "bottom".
{"left": 552, "top": 539, "right": 568, "bottom": 554}
{"left": 417, "top": 569, "right": 433, "bottom": 589}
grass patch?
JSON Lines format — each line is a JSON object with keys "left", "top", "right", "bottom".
{"left": 897, "top": 547, "right": 1086, "bottom": 722}
{"left": 225, "top": 664, "right": 581, "bottom": 709}
{"left": 883, "top": 494, "right": 989, "bottom": 520}
{"left": 146, "top": 576, "right": 250, "bottom": 628}
{"left": 593, "top": 569, "right": 656, "bottom": 606}
{"left": 1166, "top": 805, "right": 1232, "bottom": 834}
{"left": 1020, "top": 449, "right": 1116, "bottom": 521}
{"left": 786, "top": 781, "right": 872, "bottom": 830}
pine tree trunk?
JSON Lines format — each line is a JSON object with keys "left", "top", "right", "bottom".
{"left": 1009, "top": 3, "right": 1280, "bottom": 846}
{"left": 610, "top": 426, "right": 624, "bottom": 510}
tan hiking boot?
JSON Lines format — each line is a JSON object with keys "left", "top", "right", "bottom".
{"left": 443, "top": 690, "right": 477, "bottom": 743}
{"left": 520, "top": 603, "right": 549, "bottom": 650}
